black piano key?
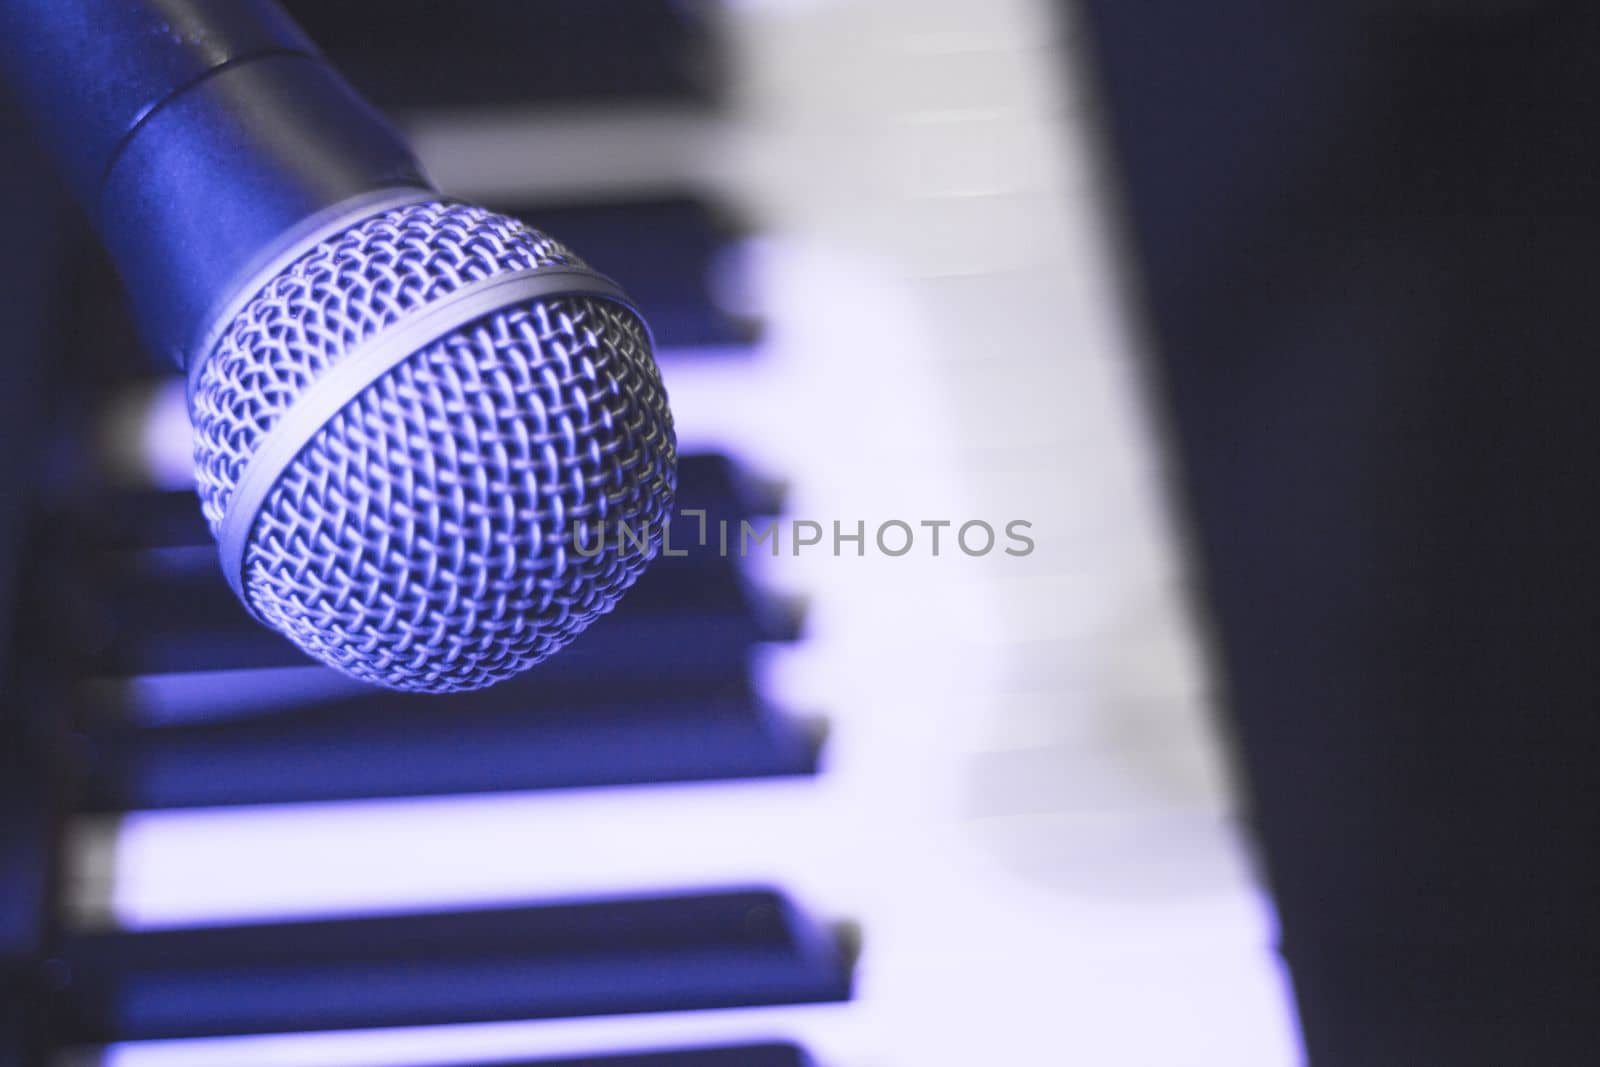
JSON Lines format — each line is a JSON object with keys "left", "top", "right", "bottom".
{"left": 505, "top": 196, "right": 759, "bottom": 350}
{"left": 283, "top": 0, "right": 725, "bottom": 111}
{"left": 56, "top": 890, "right": 856, "bottom": 1042}
{"left": 95, "top": 486, "right": 207, "bottom": 552}
{"left": 80, "top": 672, "right": 821, "bottom": 811}
{"left": 434, "top": 1045, "right": 815, "bottom": 1067}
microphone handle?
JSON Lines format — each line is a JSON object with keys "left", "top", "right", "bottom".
{"left": 0, "top": 0, "right": 431, "bottom": 369}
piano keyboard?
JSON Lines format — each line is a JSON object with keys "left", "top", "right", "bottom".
{"left": 1, "top": 1, "right": 1305, "bottom": 1064}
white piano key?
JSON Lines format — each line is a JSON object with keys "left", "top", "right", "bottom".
{"left": 97, "top": 379, "right": 195, "bottom": 491}
{"left": 407, "top": 108, "right": 737, "bottom": 204}
{"left": 729, "top": 0, "right": 1064, "bottom": 120}
{"left": 70, "top": 743, "right": 1260, "bottom": 925}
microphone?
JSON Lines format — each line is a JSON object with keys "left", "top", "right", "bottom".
{"left": 0, "top": 0, "right": 677, "bottom": 692}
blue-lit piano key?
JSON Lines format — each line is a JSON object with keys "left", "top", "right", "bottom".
{"left": 56, "top": 890, "right": 856, "bottom": 1042}
{"left": 79, "top": 670, "right": 822, "bottom": 811}
{"left": 87, "top": 574, "right": 799, "bottom": 680}
{"left": 508, "top": 197, "right": 758, "bottom": 350}
{"left": 285, "top": 0, "right": 724, "bottom": 111}
{"left": 415, "top": 1046, "right": 814, "bottom": 1067}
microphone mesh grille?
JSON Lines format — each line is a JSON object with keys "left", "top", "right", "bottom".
{"left": 193, "top": 201, "right": 581, "bottom": 526}
{"left": 190, "top": 201, "right": 676, "bottom": 692}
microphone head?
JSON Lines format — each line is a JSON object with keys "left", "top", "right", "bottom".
{"left": 189, "top": 199, "right": 676, "bottom": 693}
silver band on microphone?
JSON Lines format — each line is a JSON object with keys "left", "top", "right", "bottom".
{"left": 216, "top": 265, "right": 641, "bottom": 609}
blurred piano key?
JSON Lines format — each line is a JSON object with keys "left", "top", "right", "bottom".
{"left": 489, "top": 1047, "right": 815, "bottom": 1067}
{"left": 78, "top": 670, "right": 821, "bottom": 810}
{"left": 503, "top": 197, "right": 760, "bottom": 351}
{"left": 82, "top": 533, "right": 797, "bottom": 678}
{"left": 385, "top": 1047, "right": 817, "bottom": 1067}
{"left": 57, "top": 889, "right": 853, "bottom": 1041}
{"left": 91, "top": 954, "right": 1296, "bottom": 1067}
{"left": 153, "top": 1048, "right": 827, "bottom": 1067}
{"left": 70, "top": 768, "right": 1274, "bottom": 939}
{"left": 282, "top": 0, "right": 726, "bottom": 111}
{"left": 408, "top": 111, "right": 730, "bottom": 206}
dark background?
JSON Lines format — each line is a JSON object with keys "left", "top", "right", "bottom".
{"left": 1084, "top": 2, "right": 1599, "bottom": 1063}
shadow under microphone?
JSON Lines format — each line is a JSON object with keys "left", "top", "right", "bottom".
{"left": 0, "top": 0, "right": 678, "bottom": 692}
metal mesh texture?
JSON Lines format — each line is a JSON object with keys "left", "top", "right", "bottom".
{"left": 189, "top": 200, "right": 677, "bottom": 692}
